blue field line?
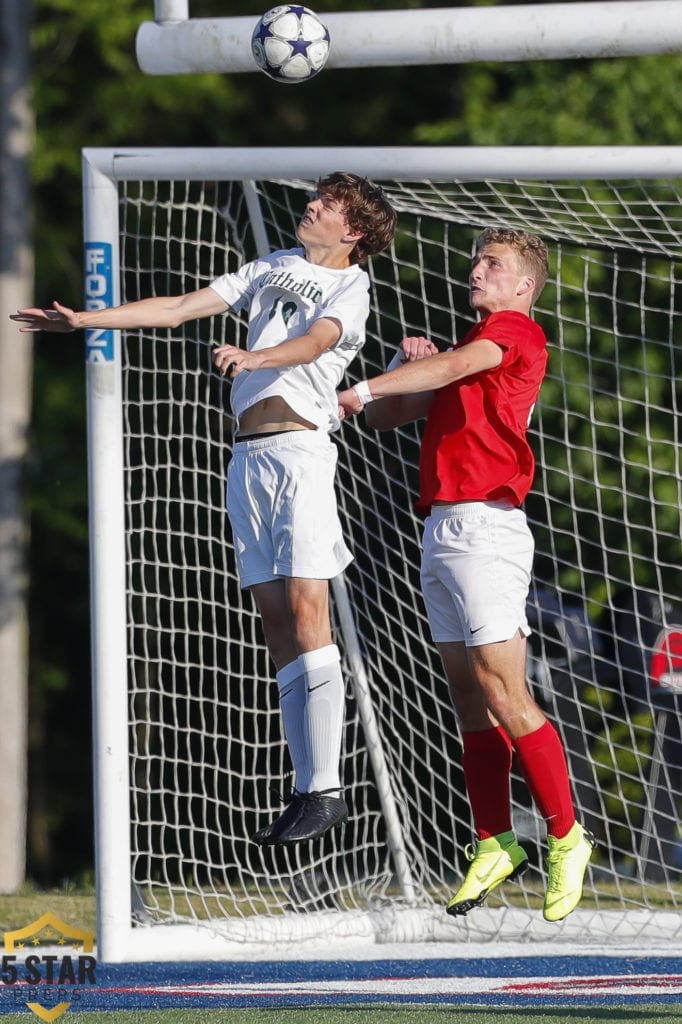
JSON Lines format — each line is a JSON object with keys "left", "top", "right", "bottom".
{"left": 0, "top": 955, "right": 681, "bottom": 1013}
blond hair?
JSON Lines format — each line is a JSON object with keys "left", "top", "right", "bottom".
{"left": 476, "top": 227, "right": 549, "bottom": 303}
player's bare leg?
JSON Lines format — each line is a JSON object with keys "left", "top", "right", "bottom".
{"left": 251, "top": 577, "right": 332, "bottom": 670}
{"left": 440, "top": 631, "right": 544, "bottom": 738}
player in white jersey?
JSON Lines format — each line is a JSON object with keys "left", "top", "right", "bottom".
{"left": 11, "top": 172, "right": 397, "bottom": 845}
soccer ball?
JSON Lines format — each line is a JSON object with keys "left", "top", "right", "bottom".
{"left": 251, "top": 5, "right": 331, "bottom": 84}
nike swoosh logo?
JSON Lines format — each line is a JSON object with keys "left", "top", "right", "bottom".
{"left": 470, "top": 625, "right": 486, "bottom": 634}
{"left": 307, "top": 680, "right": 331, "bottom": 693}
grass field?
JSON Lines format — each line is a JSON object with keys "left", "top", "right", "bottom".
{"left": 1, "top": 887, "right": 680, "bottom": 1024}
{"left": 1, "top": 1010, "right": 682, "bottom": 1023}
{"left": 0, "top": 885, "right": 96, "bottom": 936}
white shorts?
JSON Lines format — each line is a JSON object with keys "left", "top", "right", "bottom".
{"left": 226, "top": 430, "right": 352, "bottom": 589}
{"left": 420, "top": 501, "right": 533, "bottom": 646}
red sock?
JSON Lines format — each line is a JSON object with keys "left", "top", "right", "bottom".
{"left": 513, "top": 721, "right": 576, "bottom": 839}
{"left": 462, "top": 726, "right": 513, "bottom": 839}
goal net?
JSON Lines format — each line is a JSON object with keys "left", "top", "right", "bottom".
{"left": 83, "top": 148, "right": 682, "bottom": 962}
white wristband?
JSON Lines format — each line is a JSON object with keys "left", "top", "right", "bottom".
{"left": 353, "top": 379, "right": 374, "bottom": 407}
{"left": 386, "top": 349, "right": 406, "bottom": 372}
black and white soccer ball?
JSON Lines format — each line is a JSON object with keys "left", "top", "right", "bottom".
{"left": 252, "top": 5, "right": 331, "bottom": 84}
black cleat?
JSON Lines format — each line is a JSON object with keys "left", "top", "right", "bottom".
{"left": 278, "top": 792, "right": 348, "bottom": 844}
{"left": 251, "top": 792, "right": 304, "bottom": 846}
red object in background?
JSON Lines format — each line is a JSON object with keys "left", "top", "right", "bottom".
{"left": 650, "top": 627, "right": 682, "bottom": 690}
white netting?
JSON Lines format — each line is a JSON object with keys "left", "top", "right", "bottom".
{"left": 112, "top": 171, "right": 681, "bottom": 952}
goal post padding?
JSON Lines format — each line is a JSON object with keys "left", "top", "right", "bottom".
{"left": 83, "top": 148, "right": 682, "bottom": 962}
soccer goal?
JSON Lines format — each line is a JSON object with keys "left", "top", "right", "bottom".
{"left": 83, "top": 146, "right": 682, "bottom": 963}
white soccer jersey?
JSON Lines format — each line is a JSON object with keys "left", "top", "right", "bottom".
{"left": 209, "top": 248, "right": 370, "bottom": 433}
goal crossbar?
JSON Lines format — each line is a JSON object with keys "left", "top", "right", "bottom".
{"left": 136, "top": 2, "right": 682, "bottom": 76}
{"left": 84, "top": 145, "right": 682, "bottom": 183}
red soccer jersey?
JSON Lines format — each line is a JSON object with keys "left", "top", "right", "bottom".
{"left": 416, "top": 310, "right": 548, "bottom": 513}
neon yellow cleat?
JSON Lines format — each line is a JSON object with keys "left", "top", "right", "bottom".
{"left": 543, "top": 821, "right": 596, "bottom": 922}
{"left": 446, "top": 833, "right": 529, "bottom": 917}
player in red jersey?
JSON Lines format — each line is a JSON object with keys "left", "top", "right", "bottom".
{"left": 338, "top": 227, "right": 595, "bottom": 922}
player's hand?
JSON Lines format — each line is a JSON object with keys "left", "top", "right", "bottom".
{"left": 213, "top": 344, "right": 258, "bottom": 377}
{"left": 337, "top": 387, "right": 363, "bottom": 421}
{"left": 399, "top": 335, "right": 439, "bottom": 361}
{"left": 10, "top": 301, "right": 80, "bottom": 333}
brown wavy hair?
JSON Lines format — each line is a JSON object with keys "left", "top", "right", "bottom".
{"left": 316, "top": 171, "right": 398, "bottom": 265}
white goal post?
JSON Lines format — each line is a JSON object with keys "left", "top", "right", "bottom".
{"left": 136, "top": 2, "right": 682, "bottom": 76}
{"left": 83, "top": 146, "right": 682, "bottom": 963}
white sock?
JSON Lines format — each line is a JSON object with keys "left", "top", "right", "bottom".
{"left": 299, "top": 645, "right": 345, "bottom": 794}
{"left": 276, "top": 660, "right": 310, "bottom": 793}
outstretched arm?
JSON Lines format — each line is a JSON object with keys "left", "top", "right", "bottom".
{"left": 10, "top": 287, "right": 228, "bottom": 333}
{"left": 338, "top": 335, "right": 503, "bottom": 427}
{"left": 363, "top": 336, "right": 439, "bottom": 429}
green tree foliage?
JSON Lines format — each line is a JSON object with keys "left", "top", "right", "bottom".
{"left": 26, "top": 0, "right": 682, "bottom": 880}
{"left": 415, "top": 55, "right": 682, "bottom": 145}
